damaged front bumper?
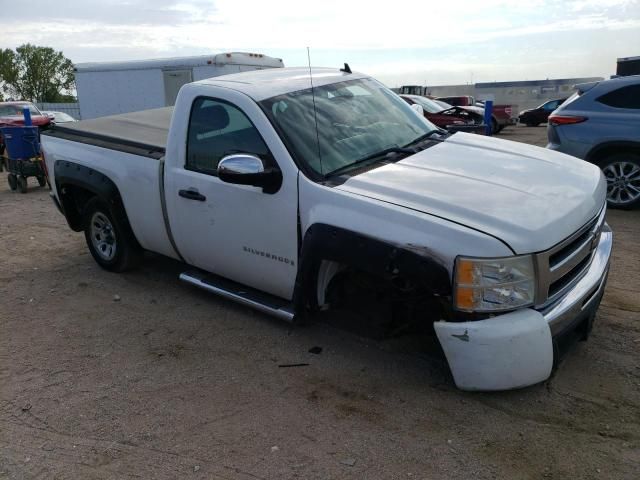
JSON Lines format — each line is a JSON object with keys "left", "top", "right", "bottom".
{"left": 434, "top": 224, "right": 613, "bottom": 391}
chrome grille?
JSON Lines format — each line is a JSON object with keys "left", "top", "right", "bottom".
{"left": 535, "top": 206, "right": 606, "bottom": 307}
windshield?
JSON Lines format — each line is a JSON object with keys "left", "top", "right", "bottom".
{"left": 52, "top": 112, "right": 75, "bottom": 122}
{"left": 260, "top": 78, "right": 437, "bottom": 177}
{"left": 433, "top": 99, "right": 453, "bottom": 110}
{"left": 406, "top": 95, "right": 444, "bottom": 113}
{"left": 0, "top": 104, "right": 42, "bottom": 116}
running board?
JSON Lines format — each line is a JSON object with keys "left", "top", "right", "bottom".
{"left": 179, "top": 271, "right": 295, "bottom": 323}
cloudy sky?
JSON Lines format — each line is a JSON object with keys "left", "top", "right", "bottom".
{"left": 0, "top": 0, "right": 638, "bottom": 86}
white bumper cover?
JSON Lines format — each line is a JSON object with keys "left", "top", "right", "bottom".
{"left": 435, "top": 226, "right": 612, "bottom": 391}
{"left": 435, "top": 309, "right": 553, "bottom": 391}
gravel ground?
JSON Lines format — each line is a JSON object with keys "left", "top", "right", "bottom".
{"left": 1, "top": 125, "right": 639, "bottom": 479}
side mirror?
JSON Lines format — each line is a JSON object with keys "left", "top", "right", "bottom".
{"left": 410, "top": 104, "right": 425, "bottom": 117}
{"left": 217, "top": 154, "right": 282, "bottom": 194}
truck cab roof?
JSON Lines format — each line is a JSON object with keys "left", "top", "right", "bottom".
{"left": 197, "top": 67, "right": 368, "bottom": 101}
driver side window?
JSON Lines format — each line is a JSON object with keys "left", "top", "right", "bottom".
{"left": 186, "top": 97, "right": 271, "bottom": 175}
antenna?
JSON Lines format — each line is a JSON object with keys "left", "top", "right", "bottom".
{"left": 307, "top": 47, "right": 323, "bottom": 175}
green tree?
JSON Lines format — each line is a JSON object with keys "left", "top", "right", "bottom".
{"left": 0, "top": 44, "right": 75, "bottom": 103}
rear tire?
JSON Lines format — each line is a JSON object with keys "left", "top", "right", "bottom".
{"left": 598, "top": 153, "right": 640, "bottom": 209}
{"left": 83, "top": 197, "right": 142, "bottom": 271}
{"left": 17, "top": 176, "right": 28, "bottom": 193}
{"left": 7, "top": 173, "right": 17, "bottom": 191}
{"left": 491, "top": 118, "right": 498, "bottom": 134}
{"left": 37, "top": 175, "right": 46, "bottom": 187}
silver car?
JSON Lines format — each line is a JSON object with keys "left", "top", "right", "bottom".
{"left": 547, "top": 75, "right": 640, "bottom": 209}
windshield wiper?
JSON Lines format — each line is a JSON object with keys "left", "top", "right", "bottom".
{"left": 403, "top": 129, "right": 447, "bottom": 148}
{"left": 325, "top": 147, "right": 414, "bottom": 178}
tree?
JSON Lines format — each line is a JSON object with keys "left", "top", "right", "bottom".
{"left": 0, "top": 44, "right": 75, "bottom": 103}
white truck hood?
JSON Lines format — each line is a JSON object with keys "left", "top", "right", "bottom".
{"left": 336, "top": 132, "right": 606, "bottom": 253}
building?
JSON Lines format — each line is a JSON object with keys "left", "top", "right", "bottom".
{"left": 409, "top": 77, "right": 603, "bottom": 112}
{"left": 617, "top": 56, "right": 640, "bottom": 76}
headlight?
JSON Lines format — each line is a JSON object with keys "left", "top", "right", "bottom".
{"left": 454, "top": 255, "right": 535, "bottom": 312}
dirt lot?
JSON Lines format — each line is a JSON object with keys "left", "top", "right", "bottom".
{"left": 1, "top": 125, "right": 639, "bottom": 479}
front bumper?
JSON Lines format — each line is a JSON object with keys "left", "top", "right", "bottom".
{"left": 435, "top": 224, "right": 612, "bottom": 391}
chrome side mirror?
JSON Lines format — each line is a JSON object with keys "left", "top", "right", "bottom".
{"left": 218, "top": 154, "right": 282, "bottom": 194}
{"left": 218, "top": 154, "right": 264, "bottom": 175}
{"left": 410, "top": 104, "right": 425, "bottom": 117}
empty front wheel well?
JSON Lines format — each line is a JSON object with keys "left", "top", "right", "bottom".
{"left": 294, "top": 224, "right": 453, "bottom": 328}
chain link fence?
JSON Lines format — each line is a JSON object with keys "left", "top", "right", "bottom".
{"left": 36, "top": 102, "right": 81, "bottom": 120}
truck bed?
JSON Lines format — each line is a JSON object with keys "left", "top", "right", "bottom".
{"left": 42, "top": 107, "right": 172, "bottom": 159}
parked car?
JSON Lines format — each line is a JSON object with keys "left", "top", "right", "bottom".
{"left": 0, "top": 101, "right": 51, "bottom": 162}
{"left": 437, "top": 97, "right": 516, "bottom": 133}
{"left": 0, "top": 101, "right": 51, "bottom": 128}
{"left": 399, "top": 94, "right": 484, "bottom": 133}
{"left": 399, "top": 85, "right": 428, "bottom": 96}
{"left": 437, "top": 95, "right": 476, "bottom": 107}
{"left": 547, "top": 75, "right": 640, "bottom": 209}
{"left": 42, "top": 67, "right": 611, "bottom": 391}
{"left": 43, "top": 111, "right": 77, "bottom": 124}
{"left": 518, "top": 98, "right": 568, "bottom": 126}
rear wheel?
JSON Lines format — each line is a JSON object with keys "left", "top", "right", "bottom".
{"left": 491, "top": 118, "right": 498, "bottom": 134}
{"left": 7, "top": 174, "right": 17, "bottom": 191}
{"left": 83, "top": 197, "right": 142, "bottom": 271}
{"left": 37, "top": 175, "right": 46, "bottom": 187}
{"left": 17, "top": 176, "right": 28, "bottom": 193}
{"left": 600, "top": 153, "right": 640, "bottom": 209}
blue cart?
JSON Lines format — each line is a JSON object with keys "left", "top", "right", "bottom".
{"left": 0, "top": 126, "right": 47, "bottom": 193}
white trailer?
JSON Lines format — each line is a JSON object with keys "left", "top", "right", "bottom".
{"left": 74, "top": 52, "right": 284, "bottom": 119}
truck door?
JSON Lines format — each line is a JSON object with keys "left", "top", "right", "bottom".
{"left": 164, "top": 94, "right": 299, "bottom": 300}
{"left": 163, "top": 70, "right": 193, "bottom": 106}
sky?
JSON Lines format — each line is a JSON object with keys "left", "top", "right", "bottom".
{"left": 0, "top": 0, "right": 638, "bottom": 87}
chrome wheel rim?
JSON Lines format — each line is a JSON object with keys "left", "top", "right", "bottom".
{"left": 90, "top": 212, "right": 117, "bottom": 261}
{"left": 603, "top": 161, "right": 640, "bottom": 205}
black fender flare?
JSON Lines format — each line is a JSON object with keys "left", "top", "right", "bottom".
{"left": 292, "top": 223, "right": 451, "bottom": 313}
{"left": 54, "top": 160, "right": 129, "bottom": 233}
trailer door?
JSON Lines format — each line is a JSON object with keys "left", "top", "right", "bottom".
{"left": 163, "top": 69, "right": 193, "bottom": 106}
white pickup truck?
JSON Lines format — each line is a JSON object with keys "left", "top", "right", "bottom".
{"left": 42, "top": 67, "right": 612, "bottom": 391}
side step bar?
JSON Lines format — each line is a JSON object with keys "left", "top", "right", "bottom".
{"left": 179, "top": 271, "right": 295, "bottom": 323}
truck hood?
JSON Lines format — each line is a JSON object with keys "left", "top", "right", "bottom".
{"left": 336, "top": 132, "right": 605, "bottom": 253}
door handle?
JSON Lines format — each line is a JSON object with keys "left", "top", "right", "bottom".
{"left": 178, "top": 189, "right": 206, "bottom": 201}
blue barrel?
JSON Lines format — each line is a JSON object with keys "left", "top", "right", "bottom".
{"left": 484, "top": 100, "right": 494, "bottom": 136}
{"left": 0, "top": 126, "right": 40, "bottom": 160}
